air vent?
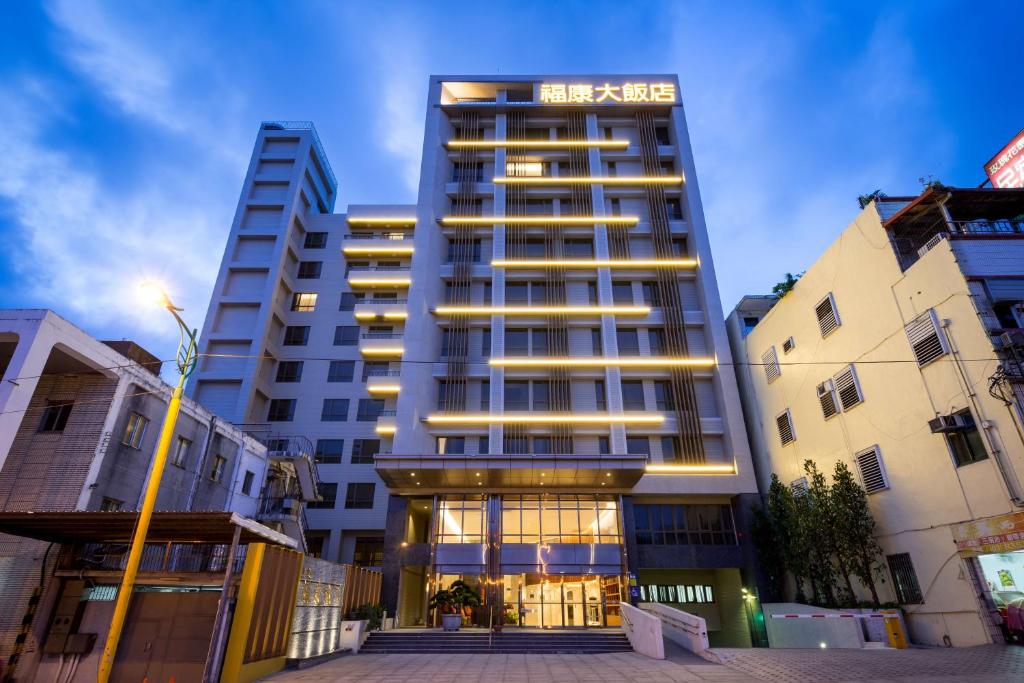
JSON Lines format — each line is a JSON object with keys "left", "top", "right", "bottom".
{"left": 834, "top": 365, "right": 863, "bottom": 411}
{"left": 856, "top": 446, "right": 889, "bottom": 493}
{"left": 790, "top": 477, "right": 809, "bottom": 497}
{"left": 776, "top": 410, "right": 795, "bottom": 446}
{"left": 916, "top": 232, "right": 948, "bottom": 258}
{"left": 763, "top": 347, "right": 781, "bottom": 383}
{"left": 905, "top": 310, "right": 947, "bottom": 366}
{"left": 782, "top": 336, "right": 795, "bottom": 354}
{"left": 817, "top": 380, "right": 839, "bottom": 419}
{"left": 815, "top": 294, "right": 841, "bottom": 337}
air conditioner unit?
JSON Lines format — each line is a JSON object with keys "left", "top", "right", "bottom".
{"left": 816, "top": 379, "right": 834, "bottom": 398}
{"left": 928, "top": 413, "right": 968, "bottom": 433}
{"left": 1001, "top": 330, "right": 1024, "bottom": 349}
{"left": 917, "top": 232, "right": 949, "bottom": 258}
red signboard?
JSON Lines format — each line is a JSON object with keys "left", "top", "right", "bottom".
{"left": 986, "top": 128, "right": 1024, "bottom": 188}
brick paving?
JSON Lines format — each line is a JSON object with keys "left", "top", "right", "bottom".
{"left": 264, "top": 643, "right": 1024, "bottom": 682}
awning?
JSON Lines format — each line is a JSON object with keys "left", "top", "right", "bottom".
{"left": 374, "top": 453, "right": 647, "bottom": 489}
{"left": 0, "top": 511, "right": 298, "bottom": 549}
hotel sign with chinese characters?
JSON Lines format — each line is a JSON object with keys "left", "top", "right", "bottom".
{"left": 985, "top": 128, "right": 1024, "bottom": 189}
{"left": 539, "top": 81, "right": 677, "bottom": 105}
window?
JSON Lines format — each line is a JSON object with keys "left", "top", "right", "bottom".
{"left": 648, "top": 328, "right": 665, "bottom": 355}
{"left": 327, "top": 360, "right": 354, "bottom": 382}
{"left": 345, "top": 483, "right": 376, "bottom": 509}
{"left": 945, "top": 410, "right": 988, "bottom": 466}
{"left": 612, "top": 282, "right": 633, "bottom": 304}
{"left": 598, "top": 436, "right": 611, "bottom": 455}
{"left": 482, "top": 282, "right": 492, "bottom": 305}
{"left": 815, "top": 293, "right": 841, "bottom": 337}
{"left": 621, "top": 381, "right": 645, "bottom": 410}
{"left": 447, "top": 239, "right": 482, "bottom": 263}
{"left": 595, "top": 380, "right": 607, "bottom": 410}
{"left": 506, "top": 282, "right": 529, "bottom": 304}
{"left": 437, "top": 495, "right": 486, "bottom": 543}
{"left": 267, "top": 399, "right": 295, "bottom": 422}
{"left": 480, "top": 380, "right": 490, "bottom": 410}
{"left": 609, "top": 198, "right": 621, "bottom": 216}
{"left": 210, "top": 455, "right": 227, "bottom": 482}
{"left": 321, "top": 399, "right": 350, "bottom": 422}
{"left": 38, "top": 401, "right": 73, "bottom": 432}
{"left": 856, "top": 446, "right": 889, "bottom": 493}
{"left": 654, "top": 126, "right": 671, "bottom": 146}
{"left": 481, "top": 327, "right": 491, "bottom": 358}
{"left": 565, "top": 239, "right": 593, "bottom": 257}
{"left": 334, "top": 326, "right": 359, "bottom": 346}
{"left": 297, "top": 261, "right": 322, "bottom": 279}
{"left": 661, "top": 436, "right": 682, "bottom": 462}
{"left": 479, "top": 436, "right": 490, "bottom": 454}
{"left": 532, "top": 381, "right": 550, "bottom": 410}
{"left": 834, "top": 365, "right": 863, "bottom": 411}
{"left": 441, "top": 329, "right": 468, "bottom": 358}
{"left": 762, "top": 347, "right": 780, "bottom": 383}
{"left": 283, "top": 325, "right": 309, "bottom": 346}
{"left": 122, "top": 412, "right": 149, "bottom": 449}
{"left": 241, "top": 470, "right": 256, "bottom": 496}
{"left": 452, "top": 161, "right": 483, "bottom": 183}
{"left": 291, "top": 292, "right": 317, "bottom": 312}
{"left": 654, "top": 381, "right": 675, "bottom": 411}
{"left": 634, "top": 504, "right": 736, "bottom": 545}
{"left": 638, "top": 584, "right": 715, "bottom": 605}
{"left": 308, "top": 482, "right": 337, "bottom": 509}
{"left": 590, "top": 328, "right": 603, "bottom": 354}
{"left": 351, "top": 439, "right": 380, "bottom": 464}
{"left": 587, "top": 281, "right": 598, "bottom": 304}
{"left": 315, "top": 439, "right": 344, "bottom": 464}
{"left": 905, "top": 310, "right": 947, "bottom": 366}
{"left": 172, "top": 436, "right": 191, "bottom": 467}
{"left": 306, "top": 531, "right": 328, "bottom": 558}
{"left": 626, "top": 436, "right": 651, "bottom": 457}
{"left": 641, "top": 282, "right": 662, "bottom": 307}
{"left": 776, "top": 410, "right": 795, "bottom": 445}
{"left": 665, "top": 199, "right": 683, "bottom": 220}
{"left": 617, "top": 329, "right": 640, "bottom": 356}
{"left": 353, "top": 537, "right": 384, "bottom": 567}
{"left": 501, "top": 495, "right": 619, "bottom": 544}
{"left": 436, "top": 436, "right": 466, "bottom": 455}
{"left": 742, "top": 317, "right": 759, "bottom": 334}
{"left": 505, "top": 329, "right": 529, "bottom": 356}
{"left": 339, "top": 292, "right": 363, "bottom": 311}
{"left": 505, "top": 381, "right": 529, "bottom": 410}
{"left": 304, "top": 231, "right": 328, "bottom": 249}
{"left": 357, "top": 399, "right": 385, "bottom": 421}
{"left": 100, "top": 497, "right": 123, "bottom": 512}
{"left": 782, "top": 336, "right": 795, "bottom": 354}
{"left": 887, "top": 553, "right": 923, "bottom": 604}
{"left": 504, "top": 435, "right": 528, "bottom": 454}
{"left": 531, "top": 329, "right": 549, "bottom": 355}
{"left": 276, "top": 360, "right": 303, "bottom": 382}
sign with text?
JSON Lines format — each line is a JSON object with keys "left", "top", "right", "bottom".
{"left": 539, "top": 81, "right": 677, "bottom": 105}
{"left": 985, "top": 128, "right": 1024, "bottom": 188}
{"left": 951, "top": 510, "right": 1024, "bottom": 556}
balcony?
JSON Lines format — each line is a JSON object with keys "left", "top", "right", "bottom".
{"left": 346, "top": 265, "right": 412, "bottom": 288}
{"left": 376, "top": 410, "right": 397, "bottom": 436}
{"left": 359, "top": 333, "right": 404, "bottom": 358}
{"left": 353, "top": 298, "right": 408, "bottom": 322}
{"left": 366, "top": 371, "right": 402, "bottom": 395}
{"left": 342, "top": 232, "right": 414, "bottom": 257}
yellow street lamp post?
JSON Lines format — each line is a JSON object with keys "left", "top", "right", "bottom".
{"left": 96, "top": 282, "right": 199, "bottom": 683}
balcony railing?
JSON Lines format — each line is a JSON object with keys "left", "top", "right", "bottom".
{"left": 347, "top": 266, "right": 411, "bottom": 272}
{"left": 60, "top": 542, "right": 247, "bottom": 574}
{"left": 948, "top": 219, "right": 1024, "bottom": 235}
{"left": 366, "top": 369, "right": 402, "bottom": 377}
{"left": 343, "top": 233, "right": 410, "bottom": 241}
{"left": 362, "top": 333, "right": 403, "bottom": 340}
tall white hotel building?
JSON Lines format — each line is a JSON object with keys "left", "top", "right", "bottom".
{"left": 189, "top": 75, "right": 759, "bottom": 644}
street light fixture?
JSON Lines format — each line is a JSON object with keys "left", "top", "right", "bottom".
{"left": 97, "top": 282, "right": 199, "bottom": 683}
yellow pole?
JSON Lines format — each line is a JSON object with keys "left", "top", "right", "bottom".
{"left": 97, "top": 372, "right": 186, "bottom": 683}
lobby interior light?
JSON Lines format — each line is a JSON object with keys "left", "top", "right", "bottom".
{"left": 426, "top": 413, "right": 664, "bottom": 425}
{"left": 434, "top": 305, "right": 650, "bottom": 316}
{"left": 491, "top": 258, "right": 698, "bottom": 269}
{"left": 347, "top": 217, "right": 416, "bottom": 226}
{"left": 447, "top": 140, "right": 629, "bottom": 149}
{"left": 644, "top": 463, "right": 737, "bottom": 474}
{"left": 440, "top": 216, "right": 639, "bottom": 226}
{"left": 491, "top": 357, "right": 715, "bottom": 368}
{"left": 347, "top": 278, "right": 412, "bottom": 288}
{"left": 493, "top": 176, "right": 684, "bottom": 186}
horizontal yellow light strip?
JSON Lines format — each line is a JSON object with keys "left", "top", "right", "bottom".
{"left": 342, "top": 246, "right": 415, "bottom": 256}
{"left": 645, "top": 464, "right": 737, "bottom": 475}
{"left": 494, "top": 176, "right": 683, "bottom": 186}
{"left": 375, "top": 425, "right": 397, "bottom": 436}
{"left": 492, "top": 258, "right": 698, "bottom": 269}
{"left": 434, "top": 305, "right": 650, "bottom": 316}
{"left": 354, "top": 311, "right": 409, "bottom": 321}
{"left": 347, "top": 217, "right": 416, "bottom": 226}
{"left": 447, "top": 140, "right": 629, "bottom": 149}
{"left": 490, "top": 357, "right": 716, "bottom": 368}
{"left": 441, "top": 216, "right": 639, "bottom": 226}
{"left": 347, "top": 278, "right": 412, "bottom": 288}
{"left": 360, "top": 348, "right": 405, "bottom": 357}
{"left": 368, "top": 385, "right": 401, "bottom": 395}
{"left": 426, "top": 413, "right": 664, "bottom": 425}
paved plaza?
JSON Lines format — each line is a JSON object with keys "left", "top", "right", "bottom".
{"left": 265, "top": 643, "right": 1024, "bottom": 682}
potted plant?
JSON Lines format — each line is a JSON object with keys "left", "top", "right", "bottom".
{"left": 429, "top": 580, "right": 481, "bottom": 631}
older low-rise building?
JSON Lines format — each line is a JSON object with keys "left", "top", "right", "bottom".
{"left": 0, "top": 309, "right": 316, "bottom": 673}
{"left": 727, "top": 187, "right": 1024, "bottom": 646}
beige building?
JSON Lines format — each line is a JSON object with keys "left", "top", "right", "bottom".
{"left": 727, "top": 187, "right": 1024, "bottom": 646}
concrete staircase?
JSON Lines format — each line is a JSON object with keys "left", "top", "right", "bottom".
{"left": 360, "top": 629, "right": 633, "bottom": 654}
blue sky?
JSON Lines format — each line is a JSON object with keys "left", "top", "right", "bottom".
{"left": 0, "top": 0, "right": 1020, "bottom": 365}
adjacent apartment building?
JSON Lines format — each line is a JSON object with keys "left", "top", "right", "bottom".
{"left": 189, "top": 75, "right": 760, "bottom": 644}
{"left": 727, "top": 187, "right": 1024, "bottom": 646}
{"left": 0, "top": 309, "right": 316, "bottom": 670}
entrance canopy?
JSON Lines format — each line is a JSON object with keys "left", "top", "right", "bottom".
{"left": 0, "top": 511, "right": 298, "bottom": 549}
{"left": 374, "top": 453, "right": 647, "bottom": 489}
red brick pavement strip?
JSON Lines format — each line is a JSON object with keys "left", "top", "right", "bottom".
{"left": 712, "top": 644, "right": 1024, "bottom": 682}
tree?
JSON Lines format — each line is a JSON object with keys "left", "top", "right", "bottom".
{"left": 832, "top": 461, "right": 884, "bottom": 606}
{"left": 772, "top": 272, "right": 802, "bottom": 298}
{"left": 751, "top": 504, "right": 787, "bottom": 601}
{"left": 764, "top": 474, "right": 808, "bottom": 602}
{"left": 857, "top": 190, "right": 887, "bottom": 209}
{"left": 796, "top": 461, "right": 838, "bottom": 607}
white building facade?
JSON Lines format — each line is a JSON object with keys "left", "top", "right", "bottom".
{"left": 728, "top": 188, "right": 1024, "bottom": 646}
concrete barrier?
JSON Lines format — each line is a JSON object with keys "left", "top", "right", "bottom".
{"left": 638, "top": 602, "right": 715, "bottom": 661}
{"left": 620, "top": 603, "right": 665, "bottom": 659}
